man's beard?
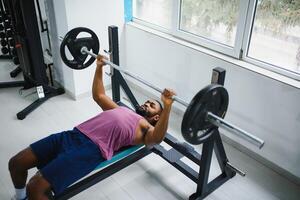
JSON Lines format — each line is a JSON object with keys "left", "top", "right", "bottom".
{"left": 135, "top": 105, "right": 149, "bottom": 117}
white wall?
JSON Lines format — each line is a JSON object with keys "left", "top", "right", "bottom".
{"left": 45, "top": 0, "right": 125, "bottom": 98}
{"left": 64, "top": 0, "right": 125, "bottom": 98}
{"left": 124, "top": 25, "right": 300, "bottom": 182}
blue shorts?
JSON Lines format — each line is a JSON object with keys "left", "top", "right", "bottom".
{"left": 30, "top": 128, "right": 104, "bottom": 195}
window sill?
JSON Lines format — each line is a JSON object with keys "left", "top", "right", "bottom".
{"left": 126, "top": 22, "right": 300, "bottom": 89}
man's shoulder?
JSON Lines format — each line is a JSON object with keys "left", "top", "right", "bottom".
{"left": 138, "top": 118, "right": 153, "bottom": 130}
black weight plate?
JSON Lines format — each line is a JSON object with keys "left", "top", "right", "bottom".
{"left": 181, "top": 84, "right": 229, "bottom": 145}
{"left": 1, "top": 47, "right": 9, "bottom": 54}
{"left": 1, "top": 39, "right": 7, "bottom": 46}
{"left": 6, "top": 29, "right": 12, "bottom": 37}
{"left": 60, "top": 27, "right": 100, "bottom": 70}
{"left": 13, "top": 56, "right": 19, "bottom": 65}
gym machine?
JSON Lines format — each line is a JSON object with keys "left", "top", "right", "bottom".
{"left": 0, "top": 0, "right": 64, "bottom": 120}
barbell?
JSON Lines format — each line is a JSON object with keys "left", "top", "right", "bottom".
{"left": 60, "top": 27, "right": 265, "bottom": 148}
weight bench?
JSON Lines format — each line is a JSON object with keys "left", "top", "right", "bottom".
{"left": 53, "top": 124, "right": 235, "bottom": 200}
{"left": 52, "top": 102, "right": 237, "bottom": 200}
{"left": 95, "top": 145, "right": 144, "bottom": 170}
{"left": 52, "top": 102, "right": 203, "bottom": 200}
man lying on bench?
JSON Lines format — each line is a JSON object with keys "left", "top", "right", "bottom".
{"left": 8, "top": 55, "right": 176, "bottom": 200}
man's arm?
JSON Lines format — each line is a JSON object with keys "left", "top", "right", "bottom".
{"left": 92, "top": 55, "right": 118, "bottom": 111}
{"left": 144, "top": 89, "right": 175, "bottom": 145}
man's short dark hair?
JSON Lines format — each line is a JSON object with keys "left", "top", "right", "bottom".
{"left": 155, "top": 100, "right": 163, "bottom": 113}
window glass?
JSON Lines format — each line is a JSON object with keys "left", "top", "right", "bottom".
{"left": 133, "top": 0, "right": 173, "bottom": 29}
{"left": 180, "top": 0, "right": 240, "bottom": 47}
{"left": 248, "top": 0, "right": 300, "bottom": 74}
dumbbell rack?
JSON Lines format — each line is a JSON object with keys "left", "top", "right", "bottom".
{"left": 0, "top": 0, "right": 23, "bottom": 89}
{"left": 0, "top": 0, "right": 64, "bottom": 120}
{"left": 0, "top": 0, "right": 13, "bottom": 60}
{"left": 0, "top": 0, "right": 21, "bottom": 80}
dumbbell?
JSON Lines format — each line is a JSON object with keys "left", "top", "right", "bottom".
{"left": 1, "top": 46, "right": 9, "bottom": 54}
{"left": 6, "top": 29, "right": 13, "bottom": 37}
{"left": 0, "top": 32, "right": 5, "bottom": 39}
{"left": 1, "top": 39, "right": 7, "bottom": 46}
{"left": 13, "top": 56, "right": 19, "bottom": 65}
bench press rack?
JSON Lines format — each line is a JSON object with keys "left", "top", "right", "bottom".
{"left": 53, "top": 26, "right": 237, "bottom": 200}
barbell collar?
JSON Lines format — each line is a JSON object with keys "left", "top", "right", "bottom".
{"left": 81, "top": 46, "right": 97, "bottom": 57}
{"left": 207, "top": 112, "right": 265, "bottom": 149}
{"left": 81, "top": 46, "right": 189, "bottom": 107}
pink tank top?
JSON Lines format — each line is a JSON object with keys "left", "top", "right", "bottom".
{"left": 76, "top": 106, "right": 143, "bottom": 160}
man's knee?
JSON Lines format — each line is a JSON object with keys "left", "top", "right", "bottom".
{"left": 8, "top": 154, "right": 22, "bottom": 172}
{"left": 27, "top": 173, "right": 51, "bottom": 199}
{"left": 8, "top": 147, "right": 38, "bottom": 172}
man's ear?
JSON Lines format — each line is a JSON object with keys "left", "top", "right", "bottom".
{"left": 153, "top": 114, "right": 160, "bottom": 122}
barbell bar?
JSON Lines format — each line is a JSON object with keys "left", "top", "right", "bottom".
{"left": 80, "top": 46, "right": 265, "bottom": 149}
{"left": 81, "top": 47, "right": 189, "bottom": 107}
{"left": 207, "top": 112, "right": 265, "bottom": 148}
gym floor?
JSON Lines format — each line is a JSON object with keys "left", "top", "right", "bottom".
{"left": 0, "top": 60, "right": 299, "bottom": 200}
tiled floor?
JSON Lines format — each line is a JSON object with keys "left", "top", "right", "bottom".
{"left": 0, "top": 60, "right": 299, "bottom": 199}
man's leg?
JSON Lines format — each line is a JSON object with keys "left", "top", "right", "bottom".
{"left": 9, "top": 131, "right": 68, "bottom": 199}
{"left": 35, "top": 130, "right": 105, "bottom": 196}
{"left": 26, "top": 172, "right": 51, "bottom": 200}
{"left": 9, "top": 147, "right": 39, "bottom": 199}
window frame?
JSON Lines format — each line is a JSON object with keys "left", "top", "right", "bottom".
{"left": 132, "top": 17, "right": 172, "bottom": 35}
{"left": 241, "top": 0, "right": 300, "bottom": 80}
{"left": 131, "top": 0, "right": 300, "bottom": 81}
{"left": 171, "top": 0, "right": 249, "bottom": 58}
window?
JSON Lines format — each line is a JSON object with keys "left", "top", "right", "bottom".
{"left": 175, "top": 0, "right": 248, "bottom": 57}
{"left": 179, "top": 0, "right": 240, "bottom": 47}
{"left": 133, "top": 0, "right": 174, "bottom": 29}
{"left": 132, "top": 0, "right": 300, "bottom": 79}
{"left": 246, "top": 0, "right": 300, "bottom": 76}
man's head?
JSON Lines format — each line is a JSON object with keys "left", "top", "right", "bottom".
{"left": 135, "top": 99, "right": 163, "bottom": 126}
